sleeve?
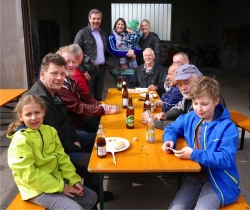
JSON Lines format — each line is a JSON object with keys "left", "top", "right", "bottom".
{"left": 161, "top": 88, "right": 183, "bottom": 112}
{"left": 72, "top": 69, "right": 90, "bottom": 94}
{"left": 58, "top": 84, "right": 105, "bottom": 117}
{"left": 8, "top": 135, "right": 65, "bottom": 193}
{"left": 190, "top": 121, "right": 239, "bottom": 169}
{"left": 165, "top": 98, "right": 186, "bottom": 120}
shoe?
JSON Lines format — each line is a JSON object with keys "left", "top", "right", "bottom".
{"left": 103, "top": 191, "right": 114, "bottom": 202}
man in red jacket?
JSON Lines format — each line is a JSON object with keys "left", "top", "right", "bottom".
{"left": 57, "top": 46, "right": 119, "bottom": 134}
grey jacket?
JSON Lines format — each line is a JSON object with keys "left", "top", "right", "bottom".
{"left": 74, "top": 25, "right": 116, "bottom": 72}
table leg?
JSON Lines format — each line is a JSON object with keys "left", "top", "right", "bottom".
{"left": 99, "top": 173, "right": 104, "bottom": 210}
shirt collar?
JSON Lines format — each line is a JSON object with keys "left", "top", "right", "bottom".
{"left": 143, "top": 62, "right": 155, "bottom": 74}
{"left": 90, "top": 26, "right": 101, "bottom": 32}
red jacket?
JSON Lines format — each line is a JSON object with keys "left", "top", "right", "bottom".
{"left": 58, "top": 78, "right": 105, "bottom": 129}
{"left": 72, "top": 67, "right": 90, "bottom": 94}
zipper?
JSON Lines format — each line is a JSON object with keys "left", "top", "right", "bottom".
{"left": 38, "top": 130, "right": 45, "bottom": 158}
{"left": 224, "top": 170, "right": 239, "bottom": 185}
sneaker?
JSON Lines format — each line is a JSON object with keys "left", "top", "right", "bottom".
{"left": 103, "top": 191, "right": 114, "bottom": 202}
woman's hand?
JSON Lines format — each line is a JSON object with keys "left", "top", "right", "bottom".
{"left": 148, "top": 85, "right": 157, "bottom": 91}
{"left": 74, "top": 142, "right": 81, "bottom": 148}
{"left": 126, "top": 49, "right": 135, "bottom": 58}
{"left": 154, "top": 112, "right": 167, "bottom": 121}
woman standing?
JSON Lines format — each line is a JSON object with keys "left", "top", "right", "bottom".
{"left": 108, "top": 18, "right": 142, "bottom": 85}
{"left": 139, "top": 19, "right": 162, "bottom": 64}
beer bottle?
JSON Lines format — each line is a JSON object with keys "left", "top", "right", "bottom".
{"left": 149, "top": 91, "right": 155, "bottom": 113}
{"left": 117, "top": 72, "right": 122, "bottom": 91}
{"left": 146, "top": 114, "right": 155, "bottom": 143}
{"left": 96, "top": 124, "right": 107, "bottom": 158}
{"left": 122, "top": 81, "right": 129, "bottom": 108}
{"left": 143, "top": 93, "right": 150, "bottom": 112}
{"left": 126, "top": 98, "right": 134, "bottom": 129}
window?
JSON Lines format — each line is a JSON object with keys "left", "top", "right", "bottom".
{"left": 111, "top": 3, "right": 172, "bottom": 41}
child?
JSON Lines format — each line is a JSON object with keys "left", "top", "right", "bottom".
{"left": 117, "top": 19, "right": 141, "bottom": 70}
{"left": 162, "top": 77, "right": 240, "bottom": 209}
{"left": 6, "top": 95, "right": 97, "bottom": 210}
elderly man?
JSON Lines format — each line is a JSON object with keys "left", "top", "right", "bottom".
{"left": 57, "top": 46, "right": 119, "bottom": 134}
{"left": 74, "top": 9, "right": 116, "bottom": 101}
{"left": 173, "top": 52, "right": 189, "bottom": 64}
{"left": 129, "top": 48, "right": 166, "bottom": 96}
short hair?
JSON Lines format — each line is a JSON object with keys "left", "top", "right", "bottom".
{"left": 143, "top": 48, "right": 155, "bottom": 57}
{"left": 68, "top": 44, "right": 83, "bottom": 58}
{"left": 88, "top": 9, "right": 102, "bottom": 19}
{"left": 189, "top": 76, "right": 220, "bottom": 101}
{"left": 173, "top": 52, "right": 189, "bottom": 62}
{"left": 40, "top": 53, "right": 67, "bottom": 72}
{"left": 113, "top": 18, "right": 127, "bottom": 31}
{"left": 140, "top": 19, "right": 151, "bottom": 31}
{"left": 56, "top": 46, "right": 74, "bottom": 56}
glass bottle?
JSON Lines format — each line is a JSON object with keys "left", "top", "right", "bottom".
{"left": 96, "top": 124, "right": 107, "bottom": 158}
{"left": 122, "top": 81, "right": 129, "bottom": 108}
{"left": 146, "top": 114, "right": 155, "bottom": 143}
{"left": 143, "top": 93, "right": 150, "bottom": 112}
{"left": 117, "top": 72, "right": 122, "bottom": 91}
{"left": 126, "top": 98, "right": 134, "bottom": 129}
{"left": 149, "top": 91, "right": 154, "bottom": 113}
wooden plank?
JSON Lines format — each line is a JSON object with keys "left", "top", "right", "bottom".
{"left": 220, "top": 195, "right": 250, "bottom": 210}
{"left": 0, "top": 89, "right": 27, "bottom": 107}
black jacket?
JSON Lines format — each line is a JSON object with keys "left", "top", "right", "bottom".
{"left": 129, "top": 63, "right": 166, "bottom": 97}
{"left": 25, "top": 79, "right": 85, "bottom": 153}
{"left": 138, "top": 32, "right": 162, "bottom": 64}
{"left": 74, "top": 25, "right": 116, "bottom": 72}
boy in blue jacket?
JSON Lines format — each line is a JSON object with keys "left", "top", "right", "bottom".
{"left": 162, "top": 76, "right": 240, "bottom": 209}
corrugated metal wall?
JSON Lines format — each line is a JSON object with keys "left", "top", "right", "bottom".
{"left": 111, "top": 3, "right": 171, "bottom": 41}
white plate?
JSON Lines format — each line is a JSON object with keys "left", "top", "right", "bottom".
{"left": 128, "top": 88, "right": 148, "bottom": 93}
{"left": 140, "top": 93, "right": 157, "bottom": 98}
{"left": 106, "top": 137, "right": 130, "bottom": 153}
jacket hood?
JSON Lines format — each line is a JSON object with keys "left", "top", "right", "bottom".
{"left": 7, "top": 124, "right": 42, "bottom": 140}
{"left": 147, "top": 31, "right": 159, "bottom": 38}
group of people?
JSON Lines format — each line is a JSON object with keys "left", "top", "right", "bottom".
{"left": 6, "top": 8, "right": 241, "bottom": 210}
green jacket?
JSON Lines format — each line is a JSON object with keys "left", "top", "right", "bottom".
{"left": 7, "top": 124, "right": 81, "bottom": 200}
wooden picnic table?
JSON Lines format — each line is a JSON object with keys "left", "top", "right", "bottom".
{"left": 0, "top": 89, "right": 27, "bottom": 107}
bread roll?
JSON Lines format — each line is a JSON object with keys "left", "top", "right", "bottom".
{"left": 114, "top": 141, "right": 125, "bottom": 150}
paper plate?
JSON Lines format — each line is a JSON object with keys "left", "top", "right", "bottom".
{"left": 106, "top": 137, "right": 130, "bottom": 153}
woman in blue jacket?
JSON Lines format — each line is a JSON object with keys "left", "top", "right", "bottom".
{"left": 162, "top": 77, "right": 240, "bottom": 209}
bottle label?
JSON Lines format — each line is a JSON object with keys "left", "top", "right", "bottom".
{"left": 126, "top": 115, "right": 134, "bottom": 127}
{"left": 145, "top": 100, "right": 150, "bottom": 105}
{"left": 117, "top": 83, "right": 122, "bottom": 88}
{"left": 127, "top": 105, "right": 134, "bottom": 109}
{"left": 146, "top": 130, "right": 155, "bottom": 143}
{"left": 123, "top": 98, "right": 128, "bottom": 106}
{"left": 97, "top": 146, "right": 107, "bottom": 156}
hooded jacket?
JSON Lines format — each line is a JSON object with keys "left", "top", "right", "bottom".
{"left": 7, "top": 124, "right": 81, "bottom": 200}
{"left": 162, "top": 104, "right": 240, "bottom": 206}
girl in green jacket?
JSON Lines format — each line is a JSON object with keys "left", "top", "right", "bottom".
{"left": 7, "top": 95, "right": 97, "bottom": 210}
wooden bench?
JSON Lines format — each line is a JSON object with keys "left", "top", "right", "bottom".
{"left": 230, "top": 110, "right": 250, "bottom": 150}
{"left": 7, "top": 193, "right": 45, "bottom": 210}
{"left": 220, "top": 195, "right": 250, "bottom": 209}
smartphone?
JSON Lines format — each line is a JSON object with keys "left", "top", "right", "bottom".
{"left": 168, "top": 147, "right": 176, "bottom": 152}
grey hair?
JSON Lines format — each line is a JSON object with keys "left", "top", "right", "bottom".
{"left": 143, "top": 48, "right": 155, "bottom": 57}
{"left": 191, "top": 73, "right": 199, "bottom": 81}
{"left": 68, "top": 44, "right": 83, "bottom": 58}
{"left": 173, "top": 52, "right": 189, "bottom": 62}
{"left": 88, "top": 9, "right": 102, "bottom": 19}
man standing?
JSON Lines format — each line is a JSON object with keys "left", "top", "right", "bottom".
{"left": 173, "top": 52, "right": 189, "bottom": 64}
{"left": 74, "top": 9, "right": 116, "bottom": 101}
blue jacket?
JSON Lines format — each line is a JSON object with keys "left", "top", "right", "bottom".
{"left": 161, "top": 85, "right": 183, "bottom": 112}
{"left": 162, "top": 104, "right": 240, "bottom": 206}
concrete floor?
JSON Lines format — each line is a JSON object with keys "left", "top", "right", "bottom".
{"left": 0, "top": 66, "right": 249, "bottom": 209}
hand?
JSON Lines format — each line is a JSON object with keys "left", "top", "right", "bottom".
{"left": 148, "top": 85, "right": 157, "bottom": 91}
{"left": 173, "top": 147, "right": 193, "bottom": 159}
{"left": 104, "top": 105, "right": 120, "bottom": 114}
{"left": 154, "top": 100, "right": 163, "bottom": 108}
{"left": 84, "top": 71, "right": 91, "bottom": 81}
{"left": 63, "top": 184, "right": 79, "bottom": 197}
{"left": 154, "top": 112, "right": 167, "bottom": 121}
{"left": 141, "top": 111, "right": 150, "bottom": 125}
{"left": 74, "top": 142, "right": 81, "bottom": 148}
{"left": 126, "top": 49, "right": 135, "bottom": 57}
{"left": 73, "top": 183, "right": 84, "bottom": 196}
{"left": 162, "top": 141, "right": 175, "bottom": 153}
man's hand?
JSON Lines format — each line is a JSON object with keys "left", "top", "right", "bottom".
{"left": 154, "top": 100, "right": 163, "bottom": 108}
{"left": 101, "top": 104, "right": 120, "bottom": 114}
{"left": 73, "top": 183, "right": 84, "bottom": 196}
{"left": 63, "top": 184, "right": 79, "bottom": 197}
{"left": 174, "top": 147, "right": 193, "bottom": 159}
{"left": 148, "top": 85, "right": 157, "bottom": 91}
{"left": 162, "top": 141, "right": 175, "bottom": 153}
{"left": 84, "top": 71, "right": 91, "bottom": 81}
{"left": 74, "top": 142, "right": 81, "bottom": 148}
{"left": 154, "top": 112, "right": 167, "bottom": 121}
{"left": 141, "top": 111, "right": 150, "bottom": 125}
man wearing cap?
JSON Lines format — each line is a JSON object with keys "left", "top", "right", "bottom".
{"left": 74, "top": 9, "right": 116, "bottom": 101}
{"left": 143, "top": 64, "right": 225, "bottom": 130}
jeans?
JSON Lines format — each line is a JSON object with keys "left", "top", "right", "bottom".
{"left": 75, "top": 130, "right": 96, "bottom": 153}
{"left": 169, "top": 174, "right": 220, "bottom": 210}
{"left": 88, "top": 66, "right": 105, "bottom": 101}
{"left": 29, "top": 185, "right": 97, "bottom": 210}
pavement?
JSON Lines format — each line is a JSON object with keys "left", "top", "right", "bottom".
{"left": 0, "top": 65, "right": 249, "bottom": 209}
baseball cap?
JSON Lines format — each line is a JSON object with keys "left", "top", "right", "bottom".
{"left": 174, "top": 64, "right": 203, "bottom": 81}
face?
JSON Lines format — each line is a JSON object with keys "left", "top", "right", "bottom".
{"left": 40, "top": 63, "right": 66, "bottom": 96}
{"left": 176, "top": 75, "right": 198, "bottom": 99}
{"left": 173, "top": 55, "right": 189, "bottom": 64}
{"left": 116, "top": 20, "right": 125, "bottom": 33}
{"left": 192, "top": 95, "right": 219, "bottom": 122}
{"left": 140, "top": 21, "right": 149, "bottom": 34}
{"left": 143, "top": 49, "right": 155, "bottom": 65}
{"left": 61, "top": 52, "right": 76, "bottom": 78}
{"left": 127, "top": 28, "right": 134, "bottom": 34}
{"left": 166, "top": 66, "right": 177, "bottom": 87}
{"left": 18, "top": 102, "right": 45, "bottom": 130}
{"left": 89, "top": 13, "right": 102, "bottom": 31}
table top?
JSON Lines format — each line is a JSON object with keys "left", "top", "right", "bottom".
{"left": 88, "top": 88, "right": 201, "bottom": 173}
{"left": 0, "top": 89, "right": 27, "bottom": 107}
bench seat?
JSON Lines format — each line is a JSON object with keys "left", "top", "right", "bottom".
{"left": 220, "top": 195, "right": 249, "bottom": 209}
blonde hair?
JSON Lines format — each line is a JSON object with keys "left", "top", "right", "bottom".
{"left": 56, "top": 46, "right": 74, "bottom": 56}
{"left": 140, "top": 19, "right": 151, "bottom": 31}
{"left": 189, "top": 76, "right": 220, "bottom": 101}
{"left": 6, "top": 95, "right": 46, "bottom": 136}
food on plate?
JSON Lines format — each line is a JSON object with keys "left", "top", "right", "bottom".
{"left": 114, "top": 141, "right": 125, "bottom": 150}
